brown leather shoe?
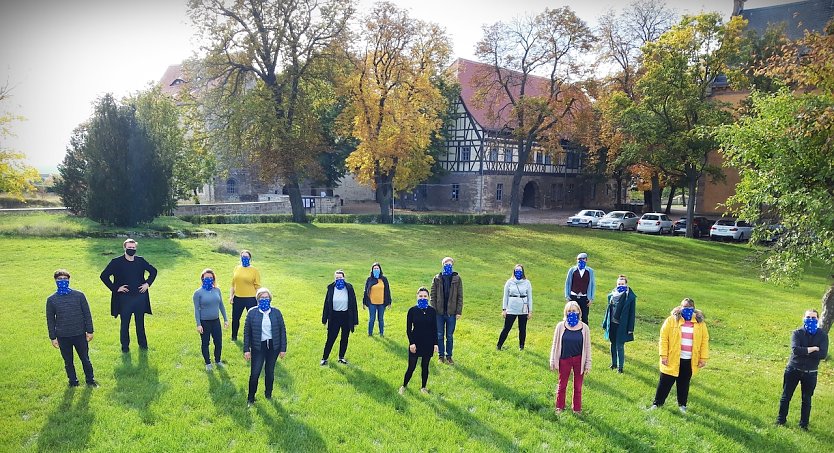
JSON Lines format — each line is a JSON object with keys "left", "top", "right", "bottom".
{"left": 438, "top": 356, "right": 446, "bottom": 364}
{"left": 446, "top": 357, "right": 455, "bottom": 365}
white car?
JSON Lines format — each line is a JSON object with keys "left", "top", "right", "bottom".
{"left": 595, "top": 211, "right": 639, "bottom": 231}
{"left": 710, "top": 218, "right": 753, "bottom": 242}
{"left": 567, "top": 210, "right": 606, "bottom": 228}
{"left": 636, "top": 213, "right": 673, "bottom": 234}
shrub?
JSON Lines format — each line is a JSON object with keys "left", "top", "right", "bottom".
{"left": 180, "top": 213, "right": 505, "bottom": 225}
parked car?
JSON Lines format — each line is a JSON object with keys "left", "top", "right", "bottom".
{"left": 567, "top": 210, "right": 606, "bottom": 228}
{"left": 595, "top": 211, "right": 639, "bottom": 231}
{"left": 710, "top": 218, "right": 753, "bottom": 242}
{"left": 672, "top": 216, "right": 712, "bottom": 238}
{"left": 759, "top": 223, "right": 786, "bottom": 245}
{"left": 637, "top": 213, "right": 673, "bottom": 234}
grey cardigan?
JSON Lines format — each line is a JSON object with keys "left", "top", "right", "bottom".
{"left": 243, "top": 307, "right": 287, "bottom": 353}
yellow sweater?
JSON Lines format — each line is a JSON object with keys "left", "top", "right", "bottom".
{"left": 369, "top": 280, "right": 385, "bottom": 305}
{"left": 231, "top": 265, "right": 261, "bottom": 298}
{"left": 658, "top": 313, "right": 710, "bottom": 377}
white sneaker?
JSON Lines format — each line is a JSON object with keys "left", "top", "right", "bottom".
{"left": 214, "top": 361, "right": 224, "bottom": 369}
{"left": 420, "top": 387, "right": 429, "bottom": 394}
{"left": 205, "top": 363, "right": 213, "bottom": 372}
{"left": 398, "top": 386, "right": 405, "bottom": 395}
{"left": 679, "top": 405, "right": 687, "bottom": 414}
{"left": 648, "top": 404, "right": 658, "bottom": 411}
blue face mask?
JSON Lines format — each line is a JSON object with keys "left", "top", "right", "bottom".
{"left": 577, "top": 260, "right": 586, "bottom": 271}
{"left": 681, "top": 307, "right": 695, "bottom": 321}
{"left": 514, "top": 270, "right": 523, "bottom": 280}
{"left": 566, "top": 312, "right": 580, "bottom": 327}
{"left": 201, "top": 277, "right": 214, "bottom": 291}
{"left": 417, "top": 298, "right": 429, "bottom": 309}
{"left": 443, "top": 263, "right": 453, "bottom": 275}
{"left": 372, "top": 269, "right": 381, "bottom": 279}
{"left": 616, "top": 285, "right": 627, "bottom": 293}
{"left": 258, "top": 298, "right": 271, "bottom": 312}
{"left": 56, "top": 279, "right": 70, "bottom": 295}
{"left": 241, "top": 256, "right": 251, "bottom": 267}
{"left": 804, "top": 317, "right": 819, "bottom": 335}
{"left": 335, "top": 278, "right": 346, "bottom": 290}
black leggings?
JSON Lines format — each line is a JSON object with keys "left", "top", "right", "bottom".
{"left": 403, "top": 353, "right": 432, "bottom": 388}
{"left": 497, "top": 314, "right": 528, "bottom": 349}
{"left": 231, "top": 296, "right": 256, "bottom": 339}
{"left": 200, "top": 318, "right": 222, "bottom": 364}
{"left": 322, "top": 311, "right": 351, "bottom": 360}
{"left": 653, "top": 359, "right": 693, "bottom": 406}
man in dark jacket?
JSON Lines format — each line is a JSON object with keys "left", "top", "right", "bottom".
{"left": 47, "top": 269, "right": 97, "bottom": 387}
{"left": 776, "top": 309, "right": 829, "bottom": 430}
{"left": 430, "top": 257, "right": 463, "bottom": 365}
{"left": 321, "top": 270, "right": 359, "bottom": 366}
{"left": 100, "top": 238, "right": 157, "bottom": 352}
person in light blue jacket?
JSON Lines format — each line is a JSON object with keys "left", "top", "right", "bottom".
{"left": 564, "top": 252, "right": 595, "bottom": 325}
{"left": 497, "top": 264, "right": 533, "bottom": 351}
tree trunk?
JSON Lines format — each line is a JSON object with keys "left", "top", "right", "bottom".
{"left": 651, "top": 172, "right": 662, "bottom": 213}
{"left": 285, "top": 179, "right": 308, "bottom": 223}
{"left": 821, "top": 281, "right": 834, "bottom": 333}
{"left": 615, "top": 176, "right": 623, "bottom": 206}
{"left": 686, "top": 171, "right": 698, "bottom": 238}
{"left": 643, "top": 190, "right": 652, "bottom": 212}
{"left": 376, "top": 174, "right": 393, "bottom": 224}
{"left": 508, "top": 166, "right": 525, "bottom": 224}
{"left": 664, "top": 186, "right": 676, "bottom": 214}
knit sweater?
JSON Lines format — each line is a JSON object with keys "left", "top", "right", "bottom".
{"left": 502, "top": 278, "right": 533, "bottom": 315}
{"left": 46, "top": 289, "right": 94, "bottom": 340}
{"left": 193, "top": 287, "right": 228, "bottom": 326}
{"left": 231, "top": 265, "right": 261, "bottom": 298}
{"left": 406, "top": 305, "right": 439, "bottom": 356}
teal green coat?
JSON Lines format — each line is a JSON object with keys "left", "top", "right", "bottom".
{"left": 602, "top": 289, "right": 636, "bottom": 344}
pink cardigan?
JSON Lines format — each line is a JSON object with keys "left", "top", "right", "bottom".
{"left": 549, "top": 321, "right": 592, "bottom": 373}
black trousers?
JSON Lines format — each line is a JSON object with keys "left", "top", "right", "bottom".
{"left": 231, "top": 296, "right": 257, "bottom": 340}
{"left": 653, "top": 359, "right": 693, "bottom": 406}
{"left": 58, "top": 334, "right": 95, "bottom": 384}
{"left": 570, "top": 295, "right": 590, "bottom": 325}
{"left": 403, "top": 352, "right": 432, "bottom": 388}
{"left": 248, "top": 340, "right": 280, "bottom": 402}
{"left": 322, "top": 310, "right": 351, "bottom": 360}
{"left": 777, "top": 366, "right": 818, "bottom": 428}
{"left": 200, "top": 318, "right": 223, "bottom": 364}
{"left": 119, "top": 294, "right": 147, "bottom": 350}
{"left": 497, "top": 314, "right": 528, "bottom": 349}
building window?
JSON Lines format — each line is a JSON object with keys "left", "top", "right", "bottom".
{"left": 451, "top": 184, "right": 460, "bottom": 200}
{"left": 490, "top": 147, "right": 498, "bottom": 162}
{"left": 226, "top": 178, "right": 237, "bottom": 195}
{"left": 544, "top": 154, "right": 552, "bottom": 165}
{"left": 459, "top": 146, "right": 471, "bottom": 161}
{"left": 496, "top": 183, "right": 503, "bottom": 201}
{"left": 535, "top": 152, "right": 543, "bottom": 164}
{"left": 504, "top": 148, "right": 513, "bottom": 162}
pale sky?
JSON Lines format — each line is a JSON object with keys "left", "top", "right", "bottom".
{"left": 0, "top": 0, "right": 785, "bottom": 172}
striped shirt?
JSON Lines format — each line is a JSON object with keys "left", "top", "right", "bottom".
{"left": 46, "top": 290, "right": 94, "bottom": 340}
{"left": 680, "top": 321, "right": 694, "bottom": 359}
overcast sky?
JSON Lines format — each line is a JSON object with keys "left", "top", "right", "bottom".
{"left": 0, "top": 0, "right": 785, "bottom": 172}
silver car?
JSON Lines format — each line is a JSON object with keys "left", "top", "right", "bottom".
{"left": 595, "top": 211, "right": 639, "bottom": 231}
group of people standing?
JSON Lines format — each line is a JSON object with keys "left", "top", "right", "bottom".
{"left": 45, "top": 240, "right": 828, "bottom": 429}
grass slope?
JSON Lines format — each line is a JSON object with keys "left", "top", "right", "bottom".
{"left": 0, "top": 222, "right": 831, "bottom": 452}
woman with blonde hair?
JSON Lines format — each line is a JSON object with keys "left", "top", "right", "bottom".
{"left": 243, "top": 288, "right": 287, "bottom": 407}
{"left": 549, "top": 301, "right": 591, "bottom": 413}
{"left": 193, "top": 268, "right": 228, "bottom": 371}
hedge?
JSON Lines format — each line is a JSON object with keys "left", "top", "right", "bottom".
{"left": 178, "top": 213, "right": 505, "bottom": 225}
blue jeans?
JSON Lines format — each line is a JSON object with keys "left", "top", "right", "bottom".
{"left": 436, "top": 314, "right": 457, "bottom": 358}
{"left": 367, "top": 304, "right": 386, "bottom": 335}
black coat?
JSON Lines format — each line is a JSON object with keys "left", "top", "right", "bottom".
{"left": 362, "top": 276, "right": 392, "bottom": 307}
{"left": 322, "top": 282, "right": 359, "bottom": 330}
{"left": 407, "top": 305, "right": 438, "bottom": 356}
{"left": 100, "top": 255, "right": 157, "bottom": 318}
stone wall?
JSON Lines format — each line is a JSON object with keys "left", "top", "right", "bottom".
{"left": 174, "top": 197, "right": 341, "bottom": 216}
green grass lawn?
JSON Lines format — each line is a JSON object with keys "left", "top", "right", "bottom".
{"left": 0, "top": 219, "right": 832, "bottom": 452}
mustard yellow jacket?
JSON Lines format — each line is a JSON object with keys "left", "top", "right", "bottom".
{"left": 658, "top": 308, "right": 710, "bottom": 377}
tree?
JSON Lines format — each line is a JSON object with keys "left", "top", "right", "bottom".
{"left": 475, "top": 7, "right": 595, "bottom": 224}
{"left": 343, "top": 2, "right": 451, "bottom": 223}
{"left": 54, "top": 126, "right": 89, "bottom": 215}
{"left": 0, "top": 85, "right": 39, "bottom": 200}
{"left": 189, "top": 0, "right": 353, "bottom": 222}
{"left": 718, "top": 23, "right": 834, "bottom": 332}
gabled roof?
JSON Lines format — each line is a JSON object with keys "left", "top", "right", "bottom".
{"left": 158, "top": 64, "right": 187, "bottom": 96}
{"left": 448, "top": 58, "right": 586, "bottom": 135}
{"left": 740, "top": 0, "right": 834, "bottom": 40}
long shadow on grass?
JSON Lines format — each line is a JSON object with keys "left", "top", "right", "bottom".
{"left": 422, "top": 394, "right": 518, "bottom": 451}
{"left": 577, "top": 411, "right": 655, "bottom": 451}
{"left": 112, "top": 351, "right": 163, "bottom": 424}
{"left": 207, "top": 367, "right": 253, "bottom": 429}
{"left": 36, "top": 387, "right": 94, "bottom": 452}
{"left": 456, "top": 364, "right": 550, "bottom": 415}
{"left": 254, "top": 399, "right": 327, "bottom": 452}
{"left": 332, "top": 364, "right": 408, "bottom": 412}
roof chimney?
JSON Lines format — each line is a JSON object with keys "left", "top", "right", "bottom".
{"left": 732, "top": 0, "right": 747, "bottom": 16}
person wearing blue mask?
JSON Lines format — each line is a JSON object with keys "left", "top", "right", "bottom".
{"left": 650, "top": 298, "right": 709, "bottom": 413}
{"left": 549, "top": 301, "right": 591, "bottom": 413}
{"left": 229, "top": 250, "right": 261, "bottom": 342}
{"left": 497, "top": 264, "right": 533, "bottom": 351}
{"left": 100, "top": 238, "right": 157, "bottom": 353}
{"left": 243, "top": 288, "right": 287, "bottom": 407}
{"left": 399, "top": 287, "right": 439, "bottom": 395}
{"left": 776, "top": 309, "right": 829, "bottom": 430}
{"left": 602, "top": 275, "right": 636, "bottom": 373}
{"left": 47, "top": 269, "right": 97, "bottom": 388}
{"left": 430, "top": 257, "right": 463, "bottom": 364}
{"left": 564, "top": 252, "right": 595, "bottom": 325}
{"left": 193, "top": 269, "right": 228, "bottom": 371}
{"left": 362, "top": 262, "right": 391, "bottom": 337}
{"left": 321, "top": 270, "right": 359, "bottom": 366}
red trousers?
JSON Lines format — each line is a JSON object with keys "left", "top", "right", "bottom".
{"left": 556, "top": 354, "right": 584, "bottom": 412}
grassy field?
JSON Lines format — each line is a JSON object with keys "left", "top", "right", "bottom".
{"left": 0, "top": 217, "right": 832, "bottom": 452}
